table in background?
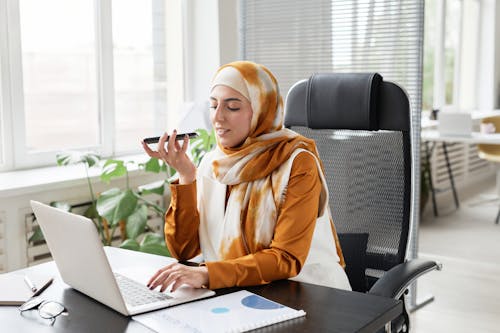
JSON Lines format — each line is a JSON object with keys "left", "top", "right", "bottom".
{"left": 421, "top": 130, "right": 500, "bottom": 216}
{"left": 0, "top": 248, "right": 402, "bottom": 333}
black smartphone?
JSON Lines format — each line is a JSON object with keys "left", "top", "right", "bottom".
{"left": 143, "top": 132, "right": 198, "bottom": 144}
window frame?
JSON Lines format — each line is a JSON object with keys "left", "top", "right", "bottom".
{"left": 430, "top": 0, "right": 482, "bottom": 112}
{"left": 0, "top": 0, "right": 15, "bottom": 172}
{"left": 0, "top": 0, "right": 182, "bottom": 172}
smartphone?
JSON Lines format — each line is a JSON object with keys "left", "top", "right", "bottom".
{"left": 143, "top": 132, "right": 198, "bottom": 144}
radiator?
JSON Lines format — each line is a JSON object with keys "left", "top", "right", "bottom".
{"left": 25, "top": 196, "right": 165, "bottom": 267}
{"left": 0, "top": 211, "right": 5, "bottom": 273}
{"left": 427, "top": 141, "right": 493, "bottom": 192}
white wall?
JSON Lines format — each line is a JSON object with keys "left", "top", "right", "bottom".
{"left": 165, "top": 0, "right": 185, "bottom": 130}
{"left": 477, "top": 0, "right": 500, "bottom": 110}
{"left": 218, "top": 0, "right": 239, "bottom": 66}
{"left": 184, "top": 0, "right": 239, "bottom": 103}
{"left": 495, "top": 0, "right": 500, "bottom": 108}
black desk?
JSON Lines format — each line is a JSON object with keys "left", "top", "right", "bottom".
{"left": 0, "top": 249, "right": 402, "bottom": 333}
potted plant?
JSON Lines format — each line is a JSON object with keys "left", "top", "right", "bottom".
{"left": 29, "top": 129, "right": 216, "bottom": 257}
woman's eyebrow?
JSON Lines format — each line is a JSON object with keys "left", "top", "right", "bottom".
{"left": 209, "top": 96, "right": 243, "bottom": 102}
{"left": 224, "top": 97, "right": 242, "bottom": 102}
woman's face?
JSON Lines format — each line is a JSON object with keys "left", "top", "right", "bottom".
{"left": 209, "top": 85, "right": 253, "bottom": 148}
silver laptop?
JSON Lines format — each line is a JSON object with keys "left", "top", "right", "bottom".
{"left": 30, "top": 200, "right": 214, "bottom": 316}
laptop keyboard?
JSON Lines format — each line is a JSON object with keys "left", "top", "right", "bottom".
{"left": 114, "top": 273, "right": 173, "bottom": 307}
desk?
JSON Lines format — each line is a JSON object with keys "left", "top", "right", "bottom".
{"left": 421, "top": 130, "right": 500, "bottom": 144}
{"left": 421, "top": 130, "right": 500, "bottom": 216}
{"left": 0, "top": 248, "right": 402, "bottom": 333}
{"left": 421, "top": 109, "right": 500, "bottom": 130}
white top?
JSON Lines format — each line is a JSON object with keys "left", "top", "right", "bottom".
{"left": 421, "top": 130, "right": 500, "bottom": 144}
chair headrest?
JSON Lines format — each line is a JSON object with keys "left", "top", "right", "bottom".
{"left": 306, "top": 73, "right": 382, "bottom": 130}
{"left": 285, "top": 73, "right": 410, "bottom": 131}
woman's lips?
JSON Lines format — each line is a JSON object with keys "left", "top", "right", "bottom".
{"left": 216, "top": 128, "right": 229, "bottom": 136}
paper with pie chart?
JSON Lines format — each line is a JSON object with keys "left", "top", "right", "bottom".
{"left": 133, "top": 290, "right": 306, "bottom": 333}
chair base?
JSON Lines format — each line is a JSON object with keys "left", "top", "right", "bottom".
{"left": 408, "top": 293, "right": 435, "bottom": 312}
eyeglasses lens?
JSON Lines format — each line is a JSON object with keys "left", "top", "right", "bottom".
{"left": 38, "top": 301, "right": 65, "bottom": 319}
{"left": 19, "top": 297, "right": 44, "bottom": 311}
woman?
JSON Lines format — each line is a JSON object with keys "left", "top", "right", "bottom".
{"left": 142, "top": 61, "right": 351, "bottom": 292}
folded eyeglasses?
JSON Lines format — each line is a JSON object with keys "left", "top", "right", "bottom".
{"left": 19, "top": 297, "right": 67, "bottom": 325}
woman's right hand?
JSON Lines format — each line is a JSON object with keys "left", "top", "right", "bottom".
{"left": 141, "top": 130, "right": 197, "bottom": 184}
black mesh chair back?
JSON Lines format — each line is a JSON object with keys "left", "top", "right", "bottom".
{"left": 284, "top": 73, "right": 411, "bottom": 292}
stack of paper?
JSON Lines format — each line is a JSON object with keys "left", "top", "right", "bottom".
{"left": 133, "top": 290, "right": 306, "bottom": 333}
{"left": 0, "top": 273, "right": 53, "bottom": 305}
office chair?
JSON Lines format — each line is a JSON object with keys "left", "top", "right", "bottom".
{"left": 284, "top": 73, "right": 441, "bottom": 333}
{"left": 477, "top": 115, "right": 500, "bottom": 224}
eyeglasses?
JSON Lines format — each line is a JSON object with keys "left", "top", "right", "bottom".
{"left": 19, "top": 297, "right": 67, "bottom": 325}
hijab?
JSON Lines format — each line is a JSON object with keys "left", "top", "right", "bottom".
{"left": 200, "top": 61, "right": 345, "bottom": 268}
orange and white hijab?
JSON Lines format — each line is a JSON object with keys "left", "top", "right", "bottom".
{"left": 196, "top": 61, "right": 349, "bottom": 289}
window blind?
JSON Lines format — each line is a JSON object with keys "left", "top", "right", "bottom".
{"left": 240, "top": 0, "right": 424, "bottom": 306}
{"left": 240, "top": 0, "right": 424, "bottom": 116}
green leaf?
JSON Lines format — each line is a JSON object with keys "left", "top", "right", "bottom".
{"left": 119, "top": 239, "right": 140, "bottom": 251}
{"left": 144, "top": 158, "right": 161, "bottom": 173}
{"left": 100, "top": 159, "right": 127, "bottom": 183}
{"left": 28, "top": 226, "right": 45, "bottom": 244}
{"left": 138, "top": 181, "right": 165, "bottom": 196}
{"left": 96, "top": 188, "right": 138, "bottom": 226}
{"left": 56, "top": 151, "right": 101, "bottom": 167}
{"left": 139, "top": 233, "right": 170, "bottom": 257}
{"left": 83, "top": 202, "right": 99, "bottom": 219}
{"left": 82, "top": 153, "right": 101, "bottom": 168}
{"left": 50, "top": 201, "right": 71, "bottom": 212}
{"left": 166, "top": 165, "right": 177, "bottom": 178}
{"left": 126, "top": 205, "right": 148, "bottom": 240}
{"left": 56, "top": 152, "right": 73, "bottom": 166}
{"left": 190, "top": 129, "right": 216, "bottom": 167}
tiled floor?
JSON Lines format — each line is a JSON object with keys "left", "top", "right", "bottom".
{"left": 410, "top": 184, "right": 500, "bottom": 332}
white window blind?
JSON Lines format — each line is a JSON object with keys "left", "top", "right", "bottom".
{"left": 240, "top": 0, "right": 334, "bottom": 99}
{"left": 240, "top": 0, "right": 424, "bottom": 117}
{"left": 240, "top": 0, "right": 424, "bottom": 306}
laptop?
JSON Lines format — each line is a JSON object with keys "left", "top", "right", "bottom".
{"left": 30, "top": 200, "right": 215, "bottom": 316}
{"left": 438, "top": 110, "right": 472, "bottom": 136}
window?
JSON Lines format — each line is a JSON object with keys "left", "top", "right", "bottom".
{"left": 422, "top": 0, "right": 436, "bottom": 112}
{"left": 19, "top": 0, "right": 99, "bottom": 152}
{"left": 423, "top": 0, "right": 481, "bottom": 112}
{"left": 0, "top": 0, "right": 9, "bottom": 169}
{"left": 0, "top": 0, "right": 174, "bottom": 170}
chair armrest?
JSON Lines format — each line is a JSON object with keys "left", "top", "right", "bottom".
{"left": 368, "top": 258, "right": 442, "bottom": 299}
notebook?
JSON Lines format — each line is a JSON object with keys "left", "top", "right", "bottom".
{"left": 30, "top": 200, "right": 214, "bottom": 316}
{"left": 133, "top": 290, "right": 306, "bottom": 333}
{"left": 0, "top": 273, "right": 53, "bottom": 305}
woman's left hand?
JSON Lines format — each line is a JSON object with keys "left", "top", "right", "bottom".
{"left": 147, "top": 263, "right": 209, "bottom": 292}
{"left": 141, "top": 130, "right": 197, "bottom": 184}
